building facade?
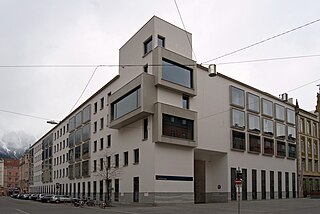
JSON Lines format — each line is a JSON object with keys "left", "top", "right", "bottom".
{"left": 297, "top": 108, "right": 319, "bottom": 196}
{"left": 4, "top": 159, "right": 19, "bottom": 195}
{"left": 0, "top": 159, "right": 4, "bottom": 196}
{"left": 19, "top": 148, "right": 33, "bottom": 193}
{"left": 28, "top": 16, "right": 298, "bottom": 203}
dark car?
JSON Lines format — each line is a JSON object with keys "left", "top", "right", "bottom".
{"left": 41, "top": 194, "right": 53, "bottom": 203}
{"left": 29, "top": 194, "right": 38, "bottom": 200}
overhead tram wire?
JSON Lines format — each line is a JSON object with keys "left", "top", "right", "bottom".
{"left": 0, "top": 108, "right": 57, "bottom": 122}
{"left": 201, "top": 17, "right": 320, "bottom": 64}
{"left": 69, "top": 65, "right": 100, "bottom": 113}
{"left": 173, "top": 0, "right": 198, "bottom": 61}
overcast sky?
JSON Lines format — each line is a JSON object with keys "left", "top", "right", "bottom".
{"left": 0, "top": 0, "right": 319, "bottom": 139}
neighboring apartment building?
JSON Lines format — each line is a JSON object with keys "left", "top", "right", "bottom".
{"left": 29, "top": 16, "right": 297, "bottom": 203}
{"left": 4, "top": 159, "right": 19, "bottom": 195}
{"left": 297, "top": 101, "right": 320, "bottom": 196}
{"left": 0, "top": 159, "right": 4, "bottom": 196}
{"left": 19, "top": 148, "right": 33, "bottom": 193}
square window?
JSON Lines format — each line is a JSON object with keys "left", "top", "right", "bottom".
{"left": 247, "top": 93, "right": 260, "bottom": 113}
{"left": 276, "top": 141, "right": 286, "bottom": 157}
{"left": 249, "top": 134, "right": 261, "bottom": 153}
{"left": 276, "top": 123, "right": 286, "bottom": 139}
{"left": 144, "top": 36, "right": 152, "bottom": 54}
{"left": 263, "top": 118, "right": 274, "bottom": 136}
{"left": 158, "top": 35, "right": 165, "bottom": 48}
{"left": 286, "top": 109, "right": 295, "bottom": 125}
{"left": 262, "top": 99, "right": 273, "bottom": 117}
{"left": 231, "top": 109, "right": 245, "bottom": 129}
{"left": 287, "top": 126, "right": 296, "bottom": 141}
{"left": 232, "top": 130, "right": 245, "bottom": 150}
{"left": 248, "top": 114, "right": 260, "bottom": 133}
{"left": 263, "top": 138, "right": 274, "bottom": 155}
{"left": 231, "top": 86, "right": 245, "bottom": 108}
{"left": 275, "top": 104, "right": 285, "bottom": 121}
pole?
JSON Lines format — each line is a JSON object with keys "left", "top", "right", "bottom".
{"left": 237, "top": 185, "right": 240, "bottom": 214}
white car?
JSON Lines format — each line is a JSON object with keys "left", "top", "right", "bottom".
{"left": 50, "top": 195, "right": 72, "bottom": 203}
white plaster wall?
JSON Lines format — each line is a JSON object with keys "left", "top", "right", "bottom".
{"left": 154, "top": 143, "right": 194, "bottom": 192}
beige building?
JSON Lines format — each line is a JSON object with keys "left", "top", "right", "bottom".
{"left": 297, "top": 107, "right": 319, "bottom": 196}
{"left": 29, "top": 16, "right": 297, "bottom": 204}
{"left": 0, "top": 159, "right": 4, "bottom": 196}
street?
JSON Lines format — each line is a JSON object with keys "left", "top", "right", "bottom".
{"left": 1, "top": 197, "right": 320, "bottom": 214}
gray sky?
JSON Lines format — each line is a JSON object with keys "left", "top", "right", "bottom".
{"left": 0, "top": 0, "right": 319, "bottom": 139}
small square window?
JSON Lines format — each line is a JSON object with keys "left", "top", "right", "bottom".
{"left": 158, "top": 35, "right": 165, "bottom": 48}
{"left": 144, "top": 36, "right": 152, "bottom": 54}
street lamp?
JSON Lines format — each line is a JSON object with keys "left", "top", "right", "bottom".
{"left": 46, "top": 120, "right": 59, "bottom": 125}
{"left": 208, "top": 64, "right": 217, "bottom": 77}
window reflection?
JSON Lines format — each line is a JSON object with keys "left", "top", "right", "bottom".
{"left": 231, "top": 86, "right": 245, "bottom": 108}
{"left": 262, "top": 99, "right": 273, "bottom": 117}
{"left": 275, "top": 104, "right": 285, "bottom": 121}
{"left": 247, "top": 93, "right": 260, "bottom": 112}
{"left": 162, "top": 59, "right": 193, "bottom": 88}
{"left": 231, "top": 109, "right": 245, "bottom": 129}
{"left": 276, "top": 123, "right": 285, "bottom": 139}
{"left": 263, "top": 118, "right": 274, "bottom": 136}
{"left": 248, "top": 114, "right": 260, "bottom": 132}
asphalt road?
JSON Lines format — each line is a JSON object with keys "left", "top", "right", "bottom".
{"left": 1, "top": 196, "right": 320, "bottom": 214}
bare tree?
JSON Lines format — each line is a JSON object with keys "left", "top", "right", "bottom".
{"left": 95, "top": 152, "right": 122, "bottom": 204}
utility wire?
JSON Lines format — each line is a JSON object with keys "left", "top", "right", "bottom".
{"left": 0, "top": 108, "right": 56, "bottom": 121}
{"left": 69, "top": 65, "right": 100, "bottom": 113}
{"left": 287, "top": 78, "right": 320, "bottom": 93}
{"left": 213, "top": 54, "right": 320, "bottom": 65}
{"left": 0, "top": 54, "right": 320, "bottom": 68}
{"left": 173, "top": 0, "right": 198, "bottom": 61}
{"left": 202, "top": 18, "right": 320, "bottom": 64}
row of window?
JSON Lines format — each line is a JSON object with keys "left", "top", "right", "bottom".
{"left": 231, "top": 86, "right": 295, "bottom": 124}
{"left": 54, "top": 124, "right": 68, "bottom": 141}
{"left": 301, "top": 158, "right": 319, "bottom": 173}
{"left": 69, "top": 123, "right": 90, "bottom": 147}
{"left": 299, "top": 117, "right": 318, "bottom": 137}
{"left": 53, "top": 167, "right": 68, "bottom": 179}
{"left": 231, "top": 168, "right": 296, "bottom": 200}
{"left": 301, "top": 137, "right": 319, "bottom": 157}
{"left": 231, "top": 130, "right": 296, "bottom": 158}
{"left": 69, "top": 105, "right": 91, "bottom": 132}
{"left": 53, "top": 153, "right": 68, "bottom": 166}
{"left": 54, "top": 139, "right": 68, "bottom": 153}
{"left": 93, "top": 97, "right": 105, "bottom": 114}
{"left": 231, "top": 109, "right": 296, "bottom": 141}
{"left": 68, "top": 142, "right": 90, "bottom": 163}
{"left": 93, "top": 149, "right": 139, "bottom": 172}
{"left": 68, "top": 160, "right": 90, "bottom": 179}
{"left": 93, "top": 117, "right": 104, "bottom": 132}
{"left": 93, "top": 135, "right": 112, "bottom": 152}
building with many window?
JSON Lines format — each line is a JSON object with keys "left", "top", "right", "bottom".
{"left": 297, "top": 106, "right": 320, "bottom": 196}
{"left": 0, "top": 159, "right": 4, "bottom": 196}
{"left": 4, "top": 159, "right": 19, "bottom": 195}
{"left": 28, "top": 16, "right": 298, "bottom": 203}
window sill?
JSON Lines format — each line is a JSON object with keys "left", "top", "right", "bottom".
{"left": 231, "top": 126, "right": 246, "bottom": 131}
{"left": 142, "top": 138, "right": 148, "bottom": 141}
{"left": 287, "top": 156, "right": 296, "bottom": 160}
{"left": 231, "top": 148, "right": 245, "bottom": 152}
{"left": 230, "top": 103, "right": 245, "bottom": 109}
{"left": 275, "top": 155, "right": 286, "bottom": 159}
{"left": 262, "top": 153, "right": 274, "bottom": 157}
{"left": 133, "top": 162, "right": 139, "bottom": 165}
{"left": 248, "top": 150, "right": 260, "bottom": 155}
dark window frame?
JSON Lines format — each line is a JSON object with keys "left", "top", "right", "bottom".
{"left": 144, "top": 36, "right": 152, "bottom": 55}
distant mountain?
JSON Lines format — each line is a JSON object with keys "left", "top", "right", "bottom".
{"left": 0, "top": 129, "right": 36, "bottom": 159}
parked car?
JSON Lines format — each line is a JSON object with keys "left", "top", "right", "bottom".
{"left": 41, "top": 194, "right": 53, "bottom": 203}
{"left": 17, "top": 194, "right": 24, "bottom": 199}
{"left": 50, "top": 195, "right": 72, "bottom": 203}
{"left": 36, "top": 194, "right": 45, "bottom": 201}
{"left": 29, "top": 194, "right": 38, "bottom": 200}
{"left": 22, "top": 194, "right": 30, "bottom": 199}
{"left": 10, "top": 193, "right": 19, "bottom": 198}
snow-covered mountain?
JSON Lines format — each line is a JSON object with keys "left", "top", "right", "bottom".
{"left": 0, "top": 129, "right": 36, "bottom": 159}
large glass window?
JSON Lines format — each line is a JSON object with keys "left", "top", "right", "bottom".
{"left": 263, "top": 118, "right": 274, "bottom": 136}
{"left": 249, "top": 134, "right": 260, "bottom": 153}
{"left": 75, "top": 162, "right": 81, "bottom": 178}
{"left": 111, "top": 87, "right": 141, "bottom": 120}
{"left": 288, "top": 144, "right": 296, "bottom": 158}
{"left": 144, "top": 36, "right": 152, "bottom": 54}
{"left": 286, "top": 109, "right": 295, "bottom": 125}
{"left": 68, "top": 165, "right": 74, "bottom": 179}
{"left": 248, "top": 114, "right": 260, "bottom": 133}
{"left": 263, "top": 138, "right": 274, "bottom": 155}
{"left": 82, "top": 160, "right": 89, "bottom": 177}
{"left": 75, "top": 128, "right": 82, "bottom": 145}
{"left": 69, "top": 131, "right": 75, "bottom": 147}
{"left": 82, "top": 142, "right": 89, "bottom": 159}
{"left": 231, "top": 86, "right": 245, "bottom": 108}
{"left": 276, "top": 123, "right": 285, "bottom": 139}
{"left": 75, "top": 146, "right": 81, "bottom": 161}
{"left": 262, "top": 99, "right": 273, "bottom": 117}
{"left": 162, "top": 114, "right": 194, "bottom": 140}
{"left": 83, "top": 105, "right": 91, "bottom": 123}
{"left": 82, "top": 123, "right": 90, "bottom": 142}
{"left": 287, "top": 126, "right": 296, "bottom": 141}
{"left": 162, "top": 58, "right": 193, "bottom": 88}
{"left": 231, "top": 109, "right": 245, "bottom": 129}
{"left": 247, "top": 93, "right": 260, "bottom": 112}
{"left": 69, "top": 116, "right": 75, "bottom": 132}
{"left": 69, "top": 149, "right": 74, "bottom": 162}
{"left": 275, "top": 104, "right": 285, "bottom": 121}
{"left": 276, "top": 141, "right": 286, "bottom": 157}
{"left": 75, "top": 111, "right": 82, "bottom": 128}
{"left": 232, "top": 130, "right": 245, "bottom": 150}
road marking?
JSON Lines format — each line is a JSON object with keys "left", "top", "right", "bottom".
{"left": 16, "top": 209, "right": 30, "bottom": 214}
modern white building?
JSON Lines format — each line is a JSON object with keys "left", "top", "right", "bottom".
{"left": 29, "top": 16, "right": 297, "bottom": 204}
